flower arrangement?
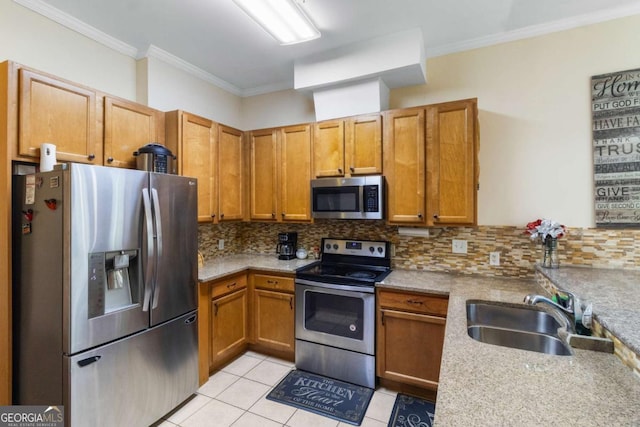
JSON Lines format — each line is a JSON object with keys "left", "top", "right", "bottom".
{"left": 524, "top": 218, "right": 566, "bottom": 243}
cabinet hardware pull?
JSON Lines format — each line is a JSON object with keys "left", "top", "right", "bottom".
{"left": 214, "top": 303, "right": 218, "bottom": 316}
{"left": 227, "top": 282, "right": 236, "bottom": 289}
{"left": 281, "top": 212, "right": 285, "bottom": 217}
{"left": 350, "top": 166, "right": 355, "bottom": 172}
{"left": 381, "top": 311, "right": 385, "bottom": 326}
{"left": 88, "top": 154, "right": 95, "bottom": 160}
{"left": 433, "top": 214, "right": 439, "bottom": 220}
{"left": 211, "top": 214, "right": 216, "bottom": 218}
{"left": 338, "top": 168, "right": 343, "bottom": 174}
{"left": 289, "top": 296, "right": 293, "bottom": 310}
{"left": 220, "top": 213, "right": 224, "bottom": 218}
{"left": 407, "top": 299, "right": 424, "bottom": 305}
{"left": 107, "top": 157, "right": 114, "bottom": 163}
{"left": 267, "top": 280, "right": 277, "bottom": 284}
{"left": 417, "top": 212, "right": 423, "bottom": 218}
{"left": 271, "top": 213, "right": 276, "bottom": 218}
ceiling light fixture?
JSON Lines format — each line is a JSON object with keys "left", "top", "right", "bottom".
{"left": 233, "top": 0, "right": 320, "bottom": 45}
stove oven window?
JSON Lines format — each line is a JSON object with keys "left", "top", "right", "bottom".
{"left": 303, "top": 291, "right": 364, "bottom": 340}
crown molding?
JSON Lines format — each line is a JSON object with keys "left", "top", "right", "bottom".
{"left": 13, "top": 0, "right": 138, "bottom": 57}
{"left": 426, "top": 3, "right": 640, "bottom": 58}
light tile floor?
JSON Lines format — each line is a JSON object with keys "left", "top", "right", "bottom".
{"left": 152, "top": 351, "right": 398, "bottom": 427}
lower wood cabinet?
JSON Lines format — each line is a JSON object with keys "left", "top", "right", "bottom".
{"left": 250, "top": 273, "right": 295, "bottom": 356}
{"left": 376, "top": 288, "right": 448, "bottom": 391}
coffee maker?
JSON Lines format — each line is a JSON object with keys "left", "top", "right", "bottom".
{"left": 276, "top": 232, "right": 297, "bottom": 260}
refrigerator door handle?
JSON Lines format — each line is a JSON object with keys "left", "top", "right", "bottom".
{"left": 151, "top": 188, "right": 162, "bottom": 309}
{"left": 142, "top": 188, "right": 155, "bottom": 312}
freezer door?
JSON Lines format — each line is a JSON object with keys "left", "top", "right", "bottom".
{"left": 68, "top": 164, "right": 149, "bottom": 354}
{"left": 149, "top": 173, "right": 198, "bottom": 326}
{"left": 65, "top": 311, "right": 198, "bottom": 427}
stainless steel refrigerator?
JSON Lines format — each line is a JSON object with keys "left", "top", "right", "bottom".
{"left": 12, "top": 163, "right": 199, "bottom": 427}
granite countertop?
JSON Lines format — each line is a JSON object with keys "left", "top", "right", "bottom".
{"left": 537, "top": 266, "right": 640, "bottom": 355}
{"left": 199, "top": 256, "right": 640, "bottom": 425}
{"left": 380, "top": 269, "right": 640, "bottom": 426}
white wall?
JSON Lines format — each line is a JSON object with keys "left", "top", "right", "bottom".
{"left": 0, "top": 0, "right": 136, "bottom": 99}
{"left": 241, "top": 89, "right": 315, "bottom": 130}
{"left": 143, "top": 56, "right": 243, "bottom": 130}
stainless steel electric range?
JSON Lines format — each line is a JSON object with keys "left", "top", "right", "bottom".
{"left": 295, "top": 238, "right": 391, "bottom": 389}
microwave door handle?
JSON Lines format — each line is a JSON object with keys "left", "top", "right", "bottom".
{"left": 151, "top": 188, "right": 162, "bottom": 309}
{"left": 142, "top": 188, "right": 154, "bottom": 312}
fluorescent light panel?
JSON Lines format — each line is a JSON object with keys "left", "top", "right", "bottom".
{"left": 233, "top": 0, "right": 320, "bottom": 45}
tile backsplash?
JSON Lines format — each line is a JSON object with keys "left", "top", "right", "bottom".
{"left": 198, "top": 221, "right": 640, "bottom": 278}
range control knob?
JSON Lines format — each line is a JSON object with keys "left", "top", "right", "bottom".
{"left": 325, "top": 243, "right": 331, "bottom": 250}
{"left": 333, "top": 244, "right": 339, "bottom": 250}
{"left": 377, "top": 247, "right": 384, "bottom": 253}
{"left": 369, "top": 246, "right": 375, "bottom": 253}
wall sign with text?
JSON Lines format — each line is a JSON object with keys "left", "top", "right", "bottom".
{"left": 592, "top": 67, "right": 640, "bottom": 227}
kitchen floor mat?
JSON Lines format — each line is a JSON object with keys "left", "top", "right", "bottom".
{"left": 266, "top": 369, "right": 373, "bottom": 426}
{"left": 388, "top": 393, "right": 436, "bottom": 427}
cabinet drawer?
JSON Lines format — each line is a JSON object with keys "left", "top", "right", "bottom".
{"left": 378, "top": 289, "right": 448, "bottom": 317}
{"left": 252, "top": 274, "right": 294, "bottom": 293}
{"left": 211, "top": 274, "right": 247, "bottom": 300}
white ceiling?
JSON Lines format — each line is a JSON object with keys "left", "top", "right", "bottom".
{"left": 15, "top": 0, "right": 640, "bottom": 96}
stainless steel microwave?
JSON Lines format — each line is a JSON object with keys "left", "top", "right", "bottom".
{"left": 311, "top": 176, "right": 384, "bottom": 220}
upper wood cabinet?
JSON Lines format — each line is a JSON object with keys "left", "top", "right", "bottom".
{"left": 103, "top": 96, "right": 165, "bottom": 168}
{"left": 218, "top": 125, "right": 244, "bottom": 222}
{"left": 18, "top": 67, "right": 100, "bottom": 164}
{"left": 249, "top": 128, "right": 278, "bottom": 221}
{"left": 280, "top": 124, "right": 312, "bottom": 222}
{"left": 426, "top": 99, "right": 478, "bottom": 226}
{"left": 249, "top": 124, "right": 312, "bottom": 222}
{"left": 384, "top": 99, "right": 478, "bottom": 227}
{"left": 166, "top": 110, "right": 217, "bottom": 222}
{"left": 313, "top": 114, "right": 382, "bottom": 178}
{"left": 383, "top": 108, "right": 427, "bottom": 225}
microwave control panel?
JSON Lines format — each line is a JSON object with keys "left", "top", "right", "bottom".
{"left": 363, "top": 185, "right": 379, "bottom": 212}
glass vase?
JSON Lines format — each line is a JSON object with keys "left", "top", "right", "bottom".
{"left": 542, "top": 237, "right": 559, "bottom": 268}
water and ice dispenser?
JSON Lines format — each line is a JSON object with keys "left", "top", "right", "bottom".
{"left": 88, "top": 249, "right": 140, "bottom": 318}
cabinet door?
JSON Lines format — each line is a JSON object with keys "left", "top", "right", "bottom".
{"left": 218, "top": 125, "right": 244, "bottom": 221}
{"left": 253, "top": 289, "right": 295, "bottom": 354}
{"left": 182, "top": 113, "right": 216, "bottom": 222}
{"left": 210, "top": 288, "right": 247, "bottom": 367}
{"left": 346, "top": 114, "right": 382, "bottom": 175}
{"left": 377, "top": 308, "right": 446, "bottom": 390}
{"left": 104, "top": 96, "right": 164, "bottom": 168}
{"left": 19, "top": 69, "right": 99, "bottom": 164}
{"left": 426, "top": 99, "right": 478, "bottom": 226}
{"left": 280, "top": 124, "right": 312, "bottom": 221}
{"left": 249, "top": 129, "right": 278, "bottom": 221}
{"left": 313, "top": 119, "right": 344, "bottom": 177}
{"left": 383, "top": 108, "right": 426, "bottom": 225}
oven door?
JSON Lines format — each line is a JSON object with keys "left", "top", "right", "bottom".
{"left": 295, "top": 279, "right": 375, "bottom": 355}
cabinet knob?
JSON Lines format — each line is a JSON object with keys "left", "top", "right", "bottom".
{"left": 433, "top": 214, "right": 439, "bottom": 220}
{"left": 88, "top": 154, "right": 95, "bottom": 161}
{"left": 338, "top": 168, "right": 343, "bottom": 174}
{"left": 211, "top": 214, "right": 216, "bottom": 219}
{"left": 417, "top": 212, "right": 423, "bottom": 218}
{"left": 281, "top": 212, "right": 285, "bottom": 217}
{"left": 220, "top": 213, "right": 224, "bottom": 219}
{"left": 350, "top": 166, "right": 355, "bottom": 172}
{"left": 272, "top": 213, "right": 276, "bottom": 218}
{"left": 107, "top": 157, "right": 114, "bottom": 163}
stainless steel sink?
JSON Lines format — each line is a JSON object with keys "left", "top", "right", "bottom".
{"left": 466, "top": 300, "right": 573, "bottom": 356}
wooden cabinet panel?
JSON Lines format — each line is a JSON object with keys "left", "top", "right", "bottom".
{"left": 377, "top": 308, "right": 446, "bottom": 390}
{"left": 427, "top": 99, "right": 478, "bottom": 226}
{"left": 218, "top": 124, "right": 244, "bottom": 221}
{"left": 19, "top": 68, "right": 99, "bottom": 164}
{"left": 378, "top": 290, "right": 448, "bottom": 317}
{"left": 313, "top": 119, "right": 345, "bottom": 177}
{"left": 280, "top": 124, "right": 312, "bottom": 221}
{"left": 104, "top": 96, "right": 164, "bottom": 168}
{"left": 180, "top": 112, "right": 216, "bottom": 222}
{"left": 249, "top": 129, "right": 278, "bottom": 221}
{"left": 253, "top": 289, "right": 295, "bottom": 354}
{"left": 383, "top": 108, "right": 426, "bottom": 225}
{"left": 197, "top": 283, "right": 211, "bottom": 385}
{"left": 346, "top": 114, "right": 382, "bottom": 175}
{"left": 210, "top": 274, "right": 248, "bottom": 368}
{"left": 252, "top": 273, "right": 295, "bottom": 293}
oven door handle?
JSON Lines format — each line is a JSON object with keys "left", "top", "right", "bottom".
{"left": 295, "top": 278, "right": 375, "bottom": 294}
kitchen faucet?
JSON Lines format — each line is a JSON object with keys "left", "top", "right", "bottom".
{"left": 523, "top": 290, "right": 577, "bottom": 333}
